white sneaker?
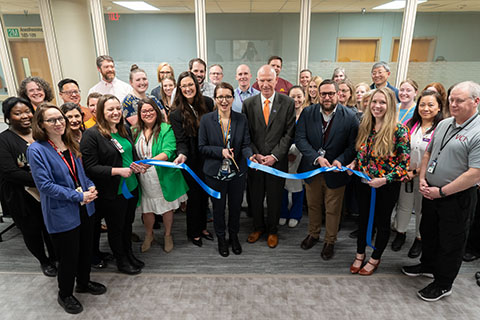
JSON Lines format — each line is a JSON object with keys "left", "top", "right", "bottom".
{"left": 279, "top": 218, "right": 287, "bottom": 226}
{"left": 288, "top": 219, "right": 299, "bottom": 228}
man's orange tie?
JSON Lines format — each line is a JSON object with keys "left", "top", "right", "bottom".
{"left": 263, "top": 99, "right": 270, "bottom": 125}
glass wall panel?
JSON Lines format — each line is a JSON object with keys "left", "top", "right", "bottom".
{"left": 103, "top": 0, "right": 197, "bottom": 91}
{"left": 2, "top": 13, "right": 55, "bottom": 92}
{"left": 308, "top": 2, "right": 404, "bottom": 89}
{"left": 407, "top": 6, "right": 480, "bottom": 93}
{"left": 206, "top": 1, "right": 300, "bottom": 87}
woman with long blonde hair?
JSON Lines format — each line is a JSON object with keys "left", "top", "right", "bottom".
{"left": 305, "top": 76, "right": 322, "bottom": 106}
{"left": 347, "top": 87, "right": 410, "bottom": 276}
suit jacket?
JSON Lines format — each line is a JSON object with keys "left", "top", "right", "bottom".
{"left": 295, "top": 103, "right": 359, "bottom": 188}
{"left": 80, "top": 126, "right": 139, "bottom": 200}
{"left": 198, "top": 110, "right": 253, "bottom": 177}
{"left": 27, "top": 141, "right": 95, "bottom": 234}
{"left": 242, "top": 93, "right": 295, "bottom": 171}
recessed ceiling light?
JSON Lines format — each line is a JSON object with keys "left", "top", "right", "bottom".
{"left": 373, "top": 0, "right": 427, "bottom": 10}
{"left": 113, "top": 1, "right": 160, "bottom": 11}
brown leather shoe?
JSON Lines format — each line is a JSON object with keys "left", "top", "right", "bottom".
{"left": 321, "top": 243, "right": 335, "bottom": 260}
{"left": 267, "top": 234, "right": 278, "bottom": 248}
{"left": 300, "top": 235, "right": 319, "bottom": 250}
{"left": 247, "top": 231, "right": 263, "bottom": 243}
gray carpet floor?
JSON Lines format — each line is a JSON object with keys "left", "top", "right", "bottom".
{"left": 1, "top": 210, "right": 480, "bottom": 319}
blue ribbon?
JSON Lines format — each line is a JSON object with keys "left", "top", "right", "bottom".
{"left": 121, "top": 159, "right": 221, "bottom": 200}
{"left": 247, "top": 159, "right": 377, "bottom": 250}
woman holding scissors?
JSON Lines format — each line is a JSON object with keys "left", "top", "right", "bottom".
{"left": 199, "top": 82, "right": 255, "bottom": 257}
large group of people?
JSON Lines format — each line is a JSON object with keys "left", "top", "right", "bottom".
{"left": 1, "top": 53, "right": 479, "bottom": 313}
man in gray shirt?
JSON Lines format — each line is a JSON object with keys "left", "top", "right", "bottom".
{"left": 402, "top": 81, "right": 480, "bottom": 302}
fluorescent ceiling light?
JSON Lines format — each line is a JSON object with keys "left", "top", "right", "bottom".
{"left": 373, "top": 0, "right": 427, "bottom": 10}
{"left": 113, "top": 1, "right": 160, "bottom": 11}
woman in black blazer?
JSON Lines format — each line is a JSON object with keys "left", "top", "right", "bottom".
{"left": 198, "top": 82, "right": 255, "bottom": 257}
{"left": 80, "top": 94, "right": 145, "bottom": 275}
{"left": 169, "top": 71, "right": 214, "bottom": 247}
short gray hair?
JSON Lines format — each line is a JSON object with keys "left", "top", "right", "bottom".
{"left": 453, "top": 81, "right": 480, "bottom": 101}
{"left": 371, "top": 61, "right": 390, "bottom": 73}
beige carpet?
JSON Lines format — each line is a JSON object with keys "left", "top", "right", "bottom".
{"left": 0, "top": 272, "right": 479, "bottom": 320}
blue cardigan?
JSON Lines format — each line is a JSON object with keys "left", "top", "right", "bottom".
{"left": 27, "top": 140, "right": 95, "bottom": 234}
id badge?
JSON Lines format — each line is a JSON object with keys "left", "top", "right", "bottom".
{"left": 76, "top": 186, "right": 85, "bottom": 205}
{"left": 427, "top": 160, "right": 437, "bottom": 174}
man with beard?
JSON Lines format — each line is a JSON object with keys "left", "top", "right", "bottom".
{"left": 295, "top": 79, "right": 359, "bottom": 260}
{"left": 189, "top": 58, "right": 215, "bottom": 98}
{"left": 58, "top": 78, "right": 92, "bottom": 122}
{"left": 88, "top": 55, "right": 132, "bottom": 103}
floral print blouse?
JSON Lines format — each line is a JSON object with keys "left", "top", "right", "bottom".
{"left": 355, "top": 123, "right": 410, "bottom": 183}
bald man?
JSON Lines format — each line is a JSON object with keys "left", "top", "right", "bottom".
{"left": 242, "top": 65, "right": 295, "bottom": 248}
{"left": 232, "top": 64, "right": 260, "bottom": 113}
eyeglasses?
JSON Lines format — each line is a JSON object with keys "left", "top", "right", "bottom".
{"left": 180, "top": 83, "right": 195, "bottom": 90}
{"left": 216, "top": 95, "right": 233, "bottom": 101}
{"left": 372, "top": 71, "right": 385, "bottom": 76}
{"left": 159, "top": 71, "right": 171, "bottom": 74}
{"left": 449, "top": 97, "right": 472, "bottom": 105}
{"left": 141, "top": 109, "right": 155, "bottom": 115}
{"left": 44, "top": 117, "right": 66, "bottom": 125}
{"left": 61, "top": 90, "right": 81, "bottom": 96}
{"left": 340, "top": 89, "right": 350, "bottom": 93}
{"left": 210, "top": 72, "right": 223, "bottom": 76}
{"left": 319, "top": 92, "right": 336, "bottom": 98}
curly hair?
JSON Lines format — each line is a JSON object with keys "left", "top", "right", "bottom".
{"left": 18, "top": 76, "right": 54, "bottom": 103}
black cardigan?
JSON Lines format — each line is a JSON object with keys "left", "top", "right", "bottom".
{"left": 0, "top": 129, "right": 39, "bottom": 218}
{"left": 80, "top": 126, "right": 139, "bottom": 200}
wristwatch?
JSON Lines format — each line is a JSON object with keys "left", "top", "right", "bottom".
{"left": 439, "top": 187, "right": 446, "bottom": 197}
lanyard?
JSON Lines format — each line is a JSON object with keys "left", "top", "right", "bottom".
{"left": 47, "top": 140, "right": 79, "bottom": 187}
{"left": 219, "top": 115, "right": 231, "bottom": 147}
{"left": 321, "top": 111, "right": 335, "bottom": 145}
{"left": 236, "top": 88, "right": 250, "bottom": 104}
{"left": 399, "top": 104, "right": 415, "bottom": 124}
{"left": 436, "top": 113, "right": 478, "bottom": 159}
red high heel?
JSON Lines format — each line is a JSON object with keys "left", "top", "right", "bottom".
{"left": 358, "top": 259, "right": 380, "bottom": 276}
{"left": 350, "top": 255, "right": 365, "bottom": 274}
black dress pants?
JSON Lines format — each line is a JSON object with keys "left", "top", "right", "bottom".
{"left": 205, "top": 175, "right": 246, "bottom": 238}
{"left": 96, "top": 189, "right": 138, "bottom": 260}
{"left": 248, "top": 168, "right": 285, "bottom": 235}
{"left": 11, "top": 198, "right": 56, "bottom": 265}
{"left": 183, "top": 170, "right": 208, "bottom": 239}
{"left": 357, "top": 181, "right": 400, "bottom": 259}
{"left": 465, "top": 188, "right": 480, "bottom": 255}
{"left": 420, "top": 187, "right": 477, "bottom": 288}
{"left": 49, "top": 206, "right": 93, "bottom": 298}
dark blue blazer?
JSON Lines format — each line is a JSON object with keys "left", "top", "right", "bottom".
{"left": 295, "top": 104, "right": 359, "bottom": 188}
{"left": 27, "top": 141, "right": 95, "bottom": 234}
{"left": 198, "top": 110, "right": 253, "bottom": 177}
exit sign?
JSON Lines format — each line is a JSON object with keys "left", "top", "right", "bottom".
{"left": 7, "top": 28, "right": 19, "bottom": 38}
{"left": 108, "top": 12, "right": 120, "bottom": 21}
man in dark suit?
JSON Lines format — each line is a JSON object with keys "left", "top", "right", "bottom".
{"left": 296, "top": 79, "right": 359, "bottom": 260}
{"left": 242, "top": 65, "right": 295, "bottom": 248}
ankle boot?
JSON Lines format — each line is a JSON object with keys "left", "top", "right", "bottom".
{"left": 141, "top": 233, "right": 155, "bottom": 253}
{"left": 218, "top": 236, "right": 229, "bottom": 257}
{"left": 230, "top": 234, "right": 242, "bottom": 255}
